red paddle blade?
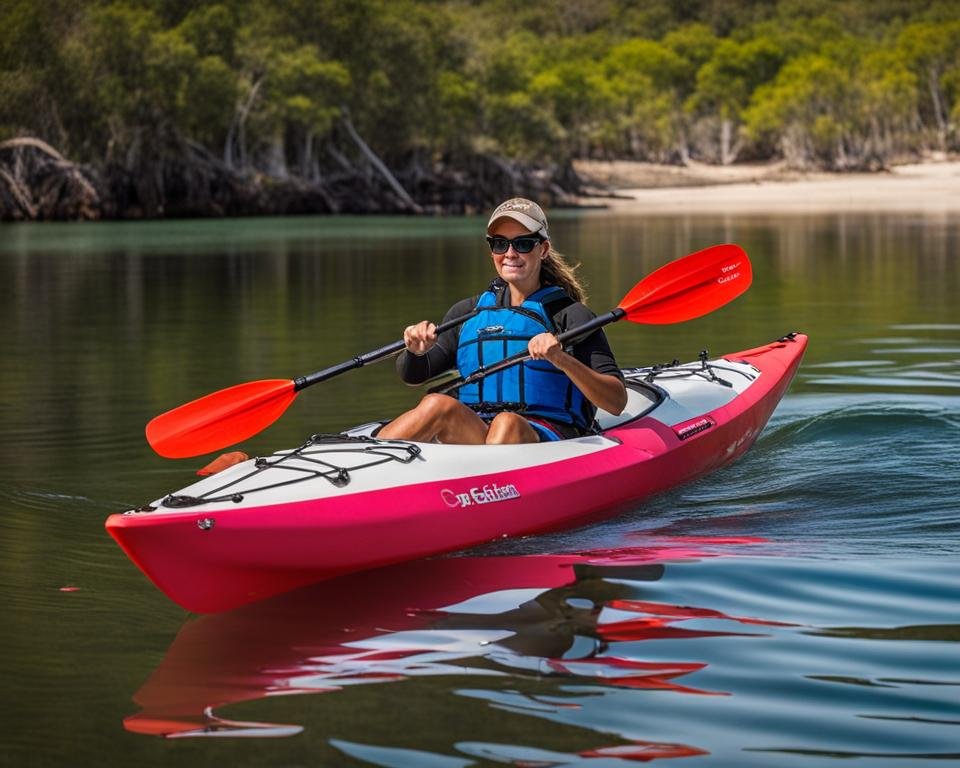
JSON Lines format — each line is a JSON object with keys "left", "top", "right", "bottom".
{"left": 618, "top": 243, "right": 752, "bottom": 324}
{"left": 146, "top": 379, "right": 297, "bottom": 459}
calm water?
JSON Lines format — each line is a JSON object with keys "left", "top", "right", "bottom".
{"left": 0, "top": 212, "right": 958, "bottom": 766}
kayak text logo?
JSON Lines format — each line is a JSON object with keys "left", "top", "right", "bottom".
{"left": 673, "top": 416, "right": 716, "bottom": 440}
{"left": 441, "top": 482, "right": 520, "bottom": 508}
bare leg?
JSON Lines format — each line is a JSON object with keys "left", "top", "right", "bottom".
{"left": 485, "top": 412, "right": 540, "bottom": 444}
{"left": 378, "top": 393, "right": 490, "bottom": 444}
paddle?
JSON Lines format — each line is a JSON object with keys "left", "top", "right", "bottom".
{"left": 146, "top": 243, "right": 751, "bottom": 459}
{"left": 146, "top": 313, "right": 476, "bottom": 459}
{"left": 435, "top": 242, "right": 752, "bottom": 396}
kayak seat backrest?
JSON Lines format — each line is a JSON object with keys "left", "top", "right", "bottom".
{"left": 595, "top": 380, "right": 662, "bottom": 431}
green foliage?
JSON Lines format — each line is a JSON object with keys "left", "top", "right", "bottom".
{"left": 860, "top": 48, "right": 918, "bottom": 126}
{"left": 690, "top": 36, "right": 786, "bottom": 119}
{"left": 184, "top": 56, "right": 239, "bottom": 146}
{"left": 896, "top": 20, "right": 960, "bottom": 139}
{"left": 662, "top": 23, "right": 720, "bottom": 84}
{"left": 1, "top": 0, "right": 958, "bottom": 173}
{"left": 743, "top": 53, "right": 854, "bottom": 164}
{"left": 177, "top": 4, "right": 239, "bottom": 62}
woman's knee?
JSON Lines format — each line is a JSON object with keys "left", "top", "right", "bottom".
{"left": 489, "top": 412, "right": 523, "bottom": 429}
{"left": 419, "top": 393, "right": 461, "bottom": 418}
{"left": 486, "top": 412, "right": 537, "bottom": 444}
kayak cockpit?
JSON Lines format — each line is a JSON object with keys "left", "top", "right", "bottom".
{"left": 340, "top": 379, "right": 663, "bottom": 439}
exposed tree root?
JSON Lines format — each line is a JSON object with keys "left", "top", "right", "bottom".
{"left": 0, "top": 128, "right": 582, "bottom": 222}
{"left": 0, "top": 137, "right": 102, "bottom": 220}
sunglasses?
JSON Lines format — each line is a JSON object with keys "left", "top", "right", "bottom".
{"left": 486, "top": 234, "right": 545, "bottom": 254}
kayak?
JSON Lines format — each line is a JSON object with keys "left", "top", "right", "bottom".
{"left": 107, "top": 333, "right": 807, "bottom": 613}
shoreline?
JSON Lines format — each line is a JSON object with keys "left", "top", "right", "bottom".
{"left": 574, "top": 158, "right": 960, "bottom": 214}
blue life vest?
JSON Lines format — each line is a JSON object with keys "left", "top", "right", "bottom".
{"left": 456, "top": 285, "right": 592, "bottom": 431}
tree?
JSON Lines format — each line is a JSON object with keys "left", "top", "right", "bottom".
{"left": 529, "top": 59, "right": 617, "bottom": 159}
{"left": 743, "top": 53, "right": 859, "bottom": 167}
{"left": 687, "top": 35, "right": 785, "bottom": 163}
{"left": 897, "top": 21, "right": 960, "bottom": 149}
{"left": 268, "top": 45, "right": 350, "bottom": 178}
{"left": 603, "top": 38, "right": 688, "bottom": 161}
{"left": 860, "top": 48, "right": 919, "bottom": 159}
{"left": 662, "top": 22, "right": 721, "bottom": 88}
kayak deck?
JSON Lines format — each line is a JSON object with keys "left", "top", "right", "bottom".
{"left": 131, "top": 353, "right": 761, "bottom": 514}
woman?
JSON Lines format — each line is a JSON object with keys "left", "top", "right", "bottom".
{"left": 378, "top": 198, "right": 627, "bottom": 445}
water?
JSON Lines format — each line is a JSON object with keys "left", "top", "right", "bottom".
{"left": 0, "top": 212, "right": 958, "bottom": 766}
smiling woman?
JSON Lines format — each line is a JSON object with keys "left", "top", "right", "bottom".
{"left": 377, "top": 198, "right": 628, "bottom": 445}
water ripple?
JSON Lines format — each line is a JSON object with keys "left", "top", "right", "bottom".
{"left": 101, "top": 552, "right": 960, "bottom": 768}
{"left": 799, "top": 324, "right": 960, "bottom": 393}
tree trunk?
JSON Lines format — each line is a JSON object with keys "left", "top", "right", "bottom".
{"left": 301, "top": 131, "right": 314, "bottom": 181}
{"left": 720, "top": 119, "right": 732, "bottom": 165}
{"left": 719, "top": 118, "right": 742, "bottom": 165}
{"left": 226, "top": 77, "right": 263, "bottom": 170}
{"left": 341, "top": 111, "right": 422, "bottom": 213}
{"left": 928, "top": 66, "right": 948, "bottom": 150}
{"left": 265, "top": 129, "right": 288, "bottom": 179}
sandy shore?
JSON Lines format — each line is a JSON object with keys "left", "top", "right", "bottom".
{"left": 574, "top": 158, "right": 960, "bottom": 214}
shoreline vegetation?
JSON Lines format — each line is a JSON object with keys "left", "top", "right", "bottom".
{"left": 1, "top": 1, "right": 959, "bottom": 222}
{"left": 3, "top": 136, "right": 957, "bottom": 221}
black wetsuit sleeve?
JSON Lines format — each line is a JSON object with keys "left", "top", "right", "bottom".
{"left": 553, "top": 302, "right": 624, "bottom": 381}
{"left": 395, "top": 297, "right": 477, "bottom": 384}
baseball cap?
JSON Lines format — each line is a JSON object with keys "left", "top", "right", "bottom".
{"left": 487, "top": 198, "right": 549, "bottom": 238}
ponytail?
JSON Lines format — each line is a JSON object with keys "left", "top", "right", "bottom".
{"left": 541, "top": 246, "right": 587, "bottom": 304}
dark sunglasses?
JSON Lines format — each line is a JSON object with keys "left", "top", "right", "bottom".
{"left": 486, "top": 234, "right": 545, "bottom": 254}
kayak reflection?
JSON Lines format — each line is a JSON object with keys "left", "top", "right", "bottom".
{"left": 124, "top": 538, "right": 784, "bottom": 747}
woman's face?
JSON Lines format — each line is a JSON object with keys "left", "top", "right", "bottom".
{"left": 488, "top": 217, "right": 548, "bottom": 290}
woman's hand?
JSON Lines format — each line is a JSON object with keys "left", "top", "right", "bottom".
{"left": 404, "top": 320, "right": 437, "bottom": 356}
{"left": 528, "top": 332, "right": 627, "bottom": 416}
{"left": 528, "top": 332, "right": 566, "bottom": 367}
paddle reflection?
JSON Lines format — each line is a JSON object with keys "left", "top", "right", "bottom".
{"left": 124, "top": 538, "right": 781, "bottom": 751}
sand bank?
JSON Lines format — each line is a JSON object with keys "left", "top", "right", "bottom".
{"left": 574, "top": 159, "right": 960, "bottom": 214}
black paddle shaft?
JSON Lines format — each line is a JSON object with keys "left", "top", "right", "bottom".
{"left": 294, "top": 312, "right": 476, "bottom": 391}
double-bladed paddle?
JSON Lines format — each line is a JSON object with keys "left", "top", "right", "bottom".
{"left": 146, "top": 243, "right": 751, "bottom": 458}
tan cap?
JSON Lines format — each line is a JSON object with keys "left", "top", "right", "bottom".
{"left": 487, "top": 197, "right": 549, "bottom": 238}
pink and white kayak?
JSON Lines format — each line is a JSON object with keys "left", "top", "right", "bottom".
{"left": 107, "top": 333, "right": 807, "bottom": 613}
